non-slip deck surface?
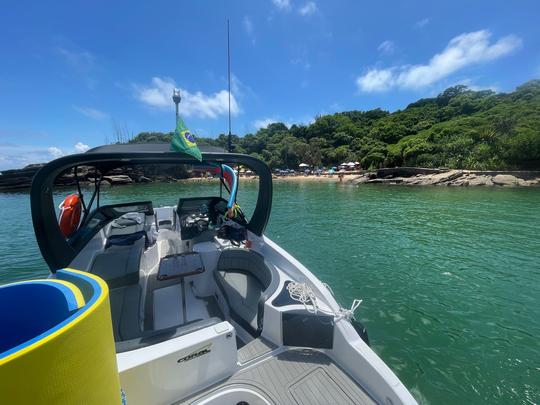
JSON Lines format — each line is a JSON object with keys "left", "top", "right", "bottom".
{"left": 237, "top": 337, "right": 277, "bottom": 364}
{"left": 181, "top": 349, "right": 376, "bottom": 405}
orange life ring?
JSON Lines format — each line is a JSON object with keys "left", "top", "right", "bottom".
{"left": 58, "top": 194, "right": 82, "bottom": 237}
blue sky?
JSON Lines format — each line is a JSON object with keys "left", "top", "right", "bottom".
{"left": 0, "top": 0, "right": 539, "bottom": 169}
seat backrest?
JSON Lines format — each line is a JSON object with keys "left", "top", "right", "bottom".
{"left": 216, "top": 249, "right": 278, "bottom": 336}
{"left": 90, "top": 237, "right": 144, "bottom": 289}
{"left": 89, "top": 239, "right": 144, "bottom": 342}
{"left": 154, "top": 207, "right": 175, "bottom": 230}
{"left": 217, "top": 248, "right": 273, "bottom": 289}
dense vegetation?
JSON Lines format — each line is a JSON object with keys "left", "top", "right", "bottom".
{"left": 130, "top": 80, "right": 540, "bottom": 170}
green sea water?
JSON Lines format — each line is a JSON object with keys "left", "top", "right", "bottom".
{"left": 1, "top": 182, "right": 539, "bottom": 404}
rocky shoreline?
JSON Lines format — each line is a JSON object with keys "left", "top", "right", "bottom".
{"left": 1, "top": 164, "right": 540, "bottom": 191}
{"left": 0, "top": 164, "right": 191, "bottom": 191}
{"left": 350, "top": 168, "right": 540, "bottom": 187}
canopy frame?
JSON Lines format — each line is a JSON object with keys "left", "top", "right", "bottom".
{"left": 31, "top": 147, "right": 272, "bottom": 272}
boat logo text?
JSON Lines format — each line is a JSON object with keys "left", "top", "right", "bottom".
{"left": 177, "top": 343, "right": 212, "bottom": 363}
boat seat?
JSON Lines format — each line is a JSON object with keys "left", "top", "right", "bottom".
{"left": 89, "top": 237, "right": 145, "bottom": 341}
{"left": 155, "top": 209, "right": 175, "bottom": 231}
{"left": 106, "top": 230, "right": 149, "bottom": 249}
{"left": 90, "top": 237, "right": 145, "bottom": 289}
{"left": 108, "top": 213, "right": 146, "bottom": 237}
{"left": 109, "top": 284, "right": 142, "bottom": 341}
{"left": 214, "top": 249, "right": 278, "bottom": 336}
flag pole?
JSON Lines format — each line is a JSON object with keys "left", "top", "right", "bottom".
{"left": 172, "top": 88, "right": 181, "bottom": 125}
{"left": 227, "top": 19, "right": 232, "bottom": 153}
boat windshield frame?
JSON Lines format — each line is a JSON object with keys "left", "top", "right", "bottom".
{"left": 30, "top": 147, "right": 272, "bottom": 272}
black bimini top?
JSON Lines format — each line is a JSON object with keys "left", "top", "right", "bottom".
{"left": 86, "top": 143, "right": 228, "bottom": 154}
{"left": 30, "top": 144, "right": 272, "bottom": 271}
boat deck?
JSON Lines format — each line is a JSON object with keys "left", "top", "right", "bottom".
{"left": 238, "top": 337, "right": 277, "bottom": 364}
{"left": 179, "top": 348, "right": 376, "bottom": 405}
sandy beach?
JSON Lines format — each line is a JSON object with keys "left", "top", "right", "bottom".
{"left": 183, "top": 174, "right": 358, "bottom": 184}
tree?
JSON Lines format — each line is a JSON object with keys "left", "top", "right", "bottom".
{"left": 126, "top": 80, "right": 540, "bottom": 170}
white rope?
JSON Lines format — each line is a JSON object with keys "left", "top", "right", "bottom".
{"left": 322, "top": 282, "right": 334, "bottom": 296}
{"left": 287, "top": 281, "right": 319, "bottom": 314}
{"left": 286, "top": 281, "right": 362, "bottom": 321}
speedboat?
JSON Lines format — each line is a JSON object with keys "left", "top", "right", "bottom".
{"left": 0, "top": 143, "right": 417, "bottom": 404}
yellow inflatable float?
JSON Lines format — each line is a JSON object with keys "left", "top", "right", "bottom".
{"left": 0, "top": 268, "right": 122, "bottom": 404}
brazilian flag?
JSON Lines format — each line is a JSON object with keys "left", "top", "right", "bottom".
{"left": 170, "top": 116, "right": 202, "bottom": 161}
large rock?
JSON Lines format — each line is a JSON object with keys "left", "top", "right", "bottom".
{"left": 492, "top": 174, "right": 520, "bottom": 186}
{"left": 468, "top": 175, "right": 493, "bottom": 186}
{"left": 103, "top": 175, "right": 133, "bottom": 185}
{"left": 432, "top": 170, "right": 464, "bottom": 185}
{"left": 366, "top": 178, "right": 403, "bottom": 184}
{"left": 376, "top": 167, "right": 446, "bottom": 178}
{"left": 136, "top": 176, "right": 152, "bottom": 183}
{"left": 350, "top": 175, "right": 369, "bottom": 185}
{"left": 0, "top": 166, "right": 43, "bottom": 190}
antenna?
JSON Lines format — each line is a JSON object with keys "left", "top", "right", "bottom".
{"left": 227, "top": 19, "right": 232, "bottom": 153}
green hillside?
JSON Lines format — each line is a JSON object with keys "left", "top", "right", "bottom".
{"left": 131, "top": 79, "right": 540, "bottom": 170}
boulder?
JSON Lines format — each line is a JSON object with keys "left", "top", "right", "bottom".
{"left": 432, "top": 170, "right": 463, "bottom": 185}
{"left": 414, "top": 175, "right": 436, "bottom": 185}
{"left": 468, "top": 175, "right": 493, "bottom": 186}
{"left": 492, "top": 174, "right": 520, "bottom": 186}
{"left": 136, "top": 176, "right": 152, "bottom": 183}
{"left": 366, "top": 178, "right": 403, "bottom": 184}
{"left": 103, "top": 175, "right": 133, "bottom": 185}
{"left": 351, "top": 175, "right": 370, "bottom": 185}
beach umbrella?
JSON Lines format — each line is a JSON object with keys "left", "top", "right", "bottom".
{"left": 299, "top": 163, "right": 309, "bottom": 168}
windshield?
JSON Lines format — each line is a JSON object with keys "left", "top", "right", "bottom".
{"left": 50, "top": 162, "right": 260, "bottom": 249}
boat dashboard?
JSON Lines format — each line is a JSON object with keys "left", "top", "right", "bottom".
{"left": 68, "top": 197, "right": 236, "bottom": 252}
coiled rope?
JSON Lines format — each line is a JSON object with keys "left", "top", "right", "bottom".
{"left": 286, "top": 281, "right": 362, "bottom": 322}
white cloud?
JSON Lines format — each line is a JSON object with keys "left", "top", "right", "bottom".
{"left": 253, "top": 118, "right": 293, "bottom": 130}
{"left": 74, "top": 142, "right": 90, "bottom": 153}
{"left": 298, "top": 2, "right": 317, "bottom": 16}
{"left": 56, "top": 47, "right": 95, "bottom": 68}
{"left": 74, "top": 106, "right": 108, "bottom": 120}
{"left": 254, "top": 118, "right": 280, "bottom": 130}
{"left": 377, "top": 40, "right": 395, "bottom": 56}
{"left": 272, "top": 0, "right": 291, "bottom": 10}
{"left": 55, "top": 46, "right": 98, "bottom": 89}
{"left": 48, "top": 147, "right": 64, "bottom": 158}
{"left": 453, "top": 79, "right": 499, "bottom": 93}
{"left": 134, "top": 77, "right": 240, "bottom": 119}
{"left": 253, "top": 115, "right": 314, "bottom": 130}
{"left": 357, "top": 69, "right": 395, "bottom": 92}
{"left": 243, "top": 16, "right": 255, "bottom": 44}
{"left": 415, "top": 18, "right": 430, "bottom": 29}
{"left": 231, "top": 74, "right": 256, "bottom": 100}
{"left": 0, "top": 145, "right": 55, "bottom": 171}
{"left": 356, "top": 30, "right": 522, "bottom": 92}
{"left": 0, "top": 143, "right": 93, "bottom": 170}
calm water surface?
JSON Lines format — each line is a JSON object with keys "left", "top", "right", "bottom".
{"left": 1, "top": 182, "right": 539, "bottom": 404}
